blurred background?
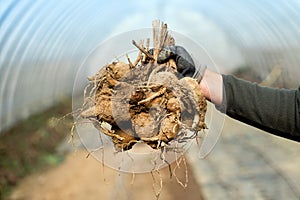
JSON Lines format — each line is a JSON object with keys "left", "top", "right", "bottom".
{"left": 1, "top": 0, "right": 299, "bottom": 199}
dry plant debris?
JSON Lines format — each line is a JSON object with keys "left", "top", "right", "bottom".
{"left": 77, "top": 20, "right": 207, "bottom": 152}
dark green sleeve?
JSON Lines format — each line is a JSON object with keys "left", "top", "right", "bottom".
{"left": 221, "top": 75, "right": 300, "bottom": 142}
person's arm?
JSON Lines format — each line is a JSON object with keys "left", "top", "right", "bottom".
{"left": 199, "top": 68, "right": 300, "bottom": 142}
{"left": 199, "top": 69, "right": 223, "bottom": 106}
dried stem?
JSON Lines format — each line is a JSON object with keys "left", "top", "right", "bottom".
{"left": 126, "top": 54, "right": 134, "bottom": 68}
{"left": 132, "top": 40, "right": 154, "bottom": 60}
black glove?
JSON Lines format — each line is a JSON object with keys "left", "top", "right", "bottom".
{"left": 156, "top": 46, "right": 195, "bottom": 78}
{"left": 157, "top": 46, "right": 206, "bottom": 82}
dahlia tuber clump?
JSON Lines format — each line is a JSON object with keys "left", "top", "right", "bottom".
{"left": 78, "top": 21, "right": 207, "bottom": 152}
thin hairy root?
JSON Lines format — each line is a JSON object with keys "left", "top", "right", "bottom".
{"left": 85, "top": 146, "right": 104, "bottom": 158}
{"left": 168, "top": 163, "right": 172, "bottom": 178}
{"left": 151, "top": 170, "right": 163, "bottom": 200}
{"left": 173, "top": 155, "right": 188, "bottom": 188}
{"left": 131, "top": 171, "right": 135, "bottom": 185}
{"left": 69, "top": 122, "right": 76, "bottom": 146}
{"left": 159, "top": 148, "right": 173, "bottom": 178}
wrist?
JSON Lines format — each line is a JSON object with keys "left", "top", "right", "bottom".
{"left": 199, "top": 69, "right": 210, "bottom": 99}
{"left": 199, "top": 68, "right": 223, "bottom": 106}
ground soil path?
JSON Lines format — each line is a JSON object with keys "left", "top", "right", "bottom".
{"left": 9, "top": 149, "right": 203, "bottom": 200}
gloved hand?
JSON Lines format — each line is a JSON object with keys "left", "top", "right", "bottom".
{"left": 156, "top": 46, "right": 206, "bottom": 82}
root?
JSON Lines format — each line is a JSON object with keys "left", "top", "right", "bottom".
{"left": 173, "top": 155, "right": 188, "bottom": 188}
{"left": 85, "top": 146, "right": 104, "bottom": 158}
{"left": 151, "top": 169, "right": 163, "bottom": 200}
{"left": 159, "top": 148, "right": 173, "bottom": 178}
{"left": 69, "top": 122, "right": 77, "bottom": 146}
{"left": 138, "top": 87, "right": 166, "bottom": 105}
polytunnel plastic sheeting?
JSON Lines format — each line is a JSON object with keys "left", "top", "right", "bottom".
{"left": 198, "top": 0, "right": 300, "bottom": 84}
{"left": 1, "top": 0, "right": 300, "bottom": 133}
{"left": 0, "top": 0, "right": 136, "bottom": 132}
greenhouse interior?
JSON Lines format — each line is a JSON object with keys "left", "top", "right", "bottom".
{"left": 1, "top": 1, "right": 299, "bottom": 199}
